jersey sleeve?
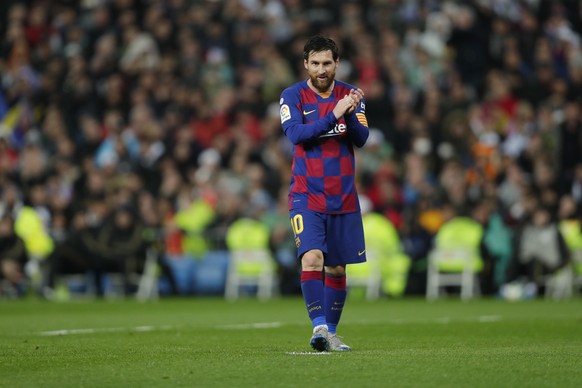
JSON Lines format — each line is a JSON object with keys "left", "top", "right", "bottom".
{"left": 344, "top": 98, "right": 369, "bottom": 148}
{"left": 280, "top": 87, "right": 337, "bottom": 145}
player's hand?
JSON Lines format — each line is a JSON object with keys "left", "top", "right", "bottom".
{"left": 346, "top": 88, "right": 364, "bottom": 114}
{"left": 333, "top": 94, "right": 358, "bottom": 119}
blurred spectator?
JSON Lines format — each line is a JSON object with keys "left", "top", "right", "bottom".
{"left": 557, "top": 101, "right": 582, "bottom": 192}
{"left": 505, "top": 204, "right": 570, "bottom": 296}
{"left": 46, "top": 195, "right": 109, "bottom": 297}
{"left": 2, "top": 0, "right": 582, "bottom": 298}
{"left": 263, "top": 189, "right": 301, "bottom": 295}
{"left": 446, "top": 4, "right": 489, "bottom": 94}
{"left": 99, "top": 204, "right": 147, "bottom": 295}
{"left": 0, "top": 214, "right": 28, "bottom": 297}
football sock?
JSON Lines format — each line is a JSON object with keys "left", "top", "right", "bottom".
{"left": 301, "top": 270, "right": 326, "bottom": 327}
{"left": 324, "top": 273, "right": 347, "bottom": 335}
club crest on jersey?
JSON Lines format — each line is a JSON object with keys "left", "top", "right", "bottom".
{"left": 280, "top": 104, "right": 291, "bottom": 123}
{"left": 320, "top": 122, "right": 347, "bottom": 138}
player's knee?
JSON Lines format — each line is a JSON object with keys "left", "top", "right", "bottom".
{"left": 325, "top": 265, "right": 346, "bottom": 277}
{"left": 301, "top": 250, "right": 324, "bottom": 271}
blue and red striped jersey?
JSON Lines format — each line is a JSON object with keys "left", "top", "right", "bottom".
{"left": 280, "top": 79, "right": 369, "bottom": 214}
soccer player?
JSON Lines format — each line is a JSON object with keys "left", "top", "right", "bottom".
{"left": 279, "top": 35, "right": 369, "bottom": 351}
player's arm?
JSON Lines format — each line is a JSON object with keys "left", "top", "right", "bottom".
{"left": 345, "top": 97, "right": 369, "bottom": 148}
{"left": 280, "top": 89, "right": 337, "bottom": 145}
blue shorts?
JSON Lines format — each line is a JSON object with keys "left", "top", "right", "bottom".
{"left": 289, "top": 209, "right": 366, "bottom": 266}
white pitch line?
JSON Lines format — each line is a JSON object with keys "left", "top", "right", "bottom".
{"left": 352, "top": 315, "right": 503, "bottom": 326}
{"left": 39, "top": 315, "right": 503, "bottom": 336}
{"left": 217, "top": 315, "right": 503, "bottom": 331}
{"left": 286, "top": 352, "right": 333, "bottom": 356}
{"left": 218, "top": 322, "right": 285, "bottom": 330}
{"left": 477, "top": 315, "right": 503, "bottom": 322}
{"left": 40, "top": 325, "right": 177, "bottom": 336}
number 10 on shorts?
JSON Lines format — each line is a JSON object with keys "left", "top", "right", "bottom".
{"left": 291, "top": 214, "right": 304, "bottom": 235}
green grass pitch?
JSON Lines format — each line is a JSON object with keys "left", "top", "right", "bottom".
{"left": 1, "top": 297, "right": 581, "bottom": 387}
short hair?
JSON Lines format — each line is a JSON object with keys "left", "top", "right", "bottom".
{"left": 303, "top": 35, "right": 339, "bottom": 61}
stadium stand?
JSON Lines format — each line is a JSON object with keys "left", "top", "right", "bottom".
{"left": 1, "top": 1, "right": 582, "bottom": 299}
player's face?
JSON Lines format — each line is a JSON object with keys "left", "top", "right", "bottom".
{"left": 304, "top": 50, "right": 338, "bottom": 93}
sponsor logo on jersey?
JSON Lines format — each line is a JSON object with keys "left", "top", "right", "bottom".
{"left": 320, "top": 122, "right": 347, "bottom": 138}
{"left": 280, "top": 104, "right": 291, "bottom": 123}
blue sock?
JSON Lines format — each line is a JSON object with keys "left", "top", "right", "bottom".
{"left": 301, "top": 271, "right": 326, "bottom": 327}
{"left": 324, "top": 273, "right": 347, "bottom": 335}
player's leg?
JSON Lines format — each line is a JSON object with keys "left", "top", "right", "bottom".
{"left": 301, "top": 249, "right": 326, "bottom": 327}
{"left": 324, "top": 212, "right": 366, "bottom": 351}
{"left": 323, "top": 264, "right": 350, "bottom": 351}
{"left": 301, "top": 249, "right": 329, "bottom": 351}
{"left": 290, "top": 209, "right": 329, "bottom": 351}
{"left": 323, "top": 264, "right": 346, "bottom": 336}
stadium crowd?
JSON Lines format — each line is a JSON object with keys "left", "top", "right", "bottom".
{"left": 1, "top": 0, "right": 582, "bottom": 298}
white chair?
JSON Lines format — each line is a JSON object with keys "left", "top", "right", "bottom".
{"left": 224, "top": 218, "right": 278, "bottom": 301}
{"left": 224, "top": 249, "right": 277, "bottom": 301}
{"left": 426, "top": 217, "right": 483, "bottom": 301}
{"left": 426, "top": 247, "right": 480, "bottom": 300}
{"left": 135, "top": 247, "right": 160, "bottom": 301}
{"left": 350, "top": 213, "right": 411, "bottom": 300}
{"left": 346, "top": 249, "right": 382, "bottom": 300}
{"left": 544, "top": 266, "right": 573, "bottom": 300}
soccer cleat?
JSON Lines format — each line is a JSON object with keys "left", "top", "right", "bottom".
{"left": 328, "top": 334, "right": 351, "bottom": 351}
{"left": 310, "top": 324, "right": 330, "bottom": 352}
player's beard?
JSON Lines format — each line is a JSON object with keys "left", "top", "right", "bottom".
{"left": 309, "top": 72, "right": 335, "bottom": 93}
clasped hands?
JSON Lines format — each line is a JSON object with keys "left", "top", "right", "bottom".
{"left": 333, "top": 88, "right": 364, "bottom": 119}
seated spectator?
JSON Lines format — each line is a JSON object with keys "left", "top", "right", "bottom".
{"left": 99, "top": 204, "right": 147, "bottom": 295}
{"left": 505, "top": 205, "right": 570, "bottom": 297}
{"left": 46, "top": 196, "right": 109, "bottom": 297}
{"left": 0, "top": 214, "right": 28, "bottom": 297}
